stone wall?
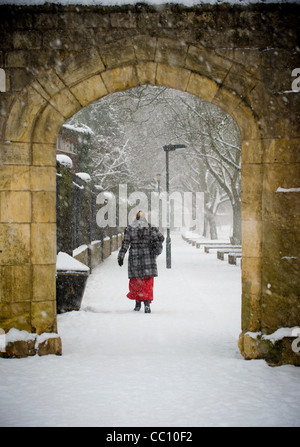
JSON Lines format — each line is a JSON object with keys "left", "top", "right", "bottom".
{"left": 0, "top": 3, "right": 299, "bottom": 363}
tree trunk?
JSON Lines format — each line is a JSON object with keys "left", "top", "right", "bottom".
{"left": 207, "top": 211, "right": 218, "bottom": 240}
{"left": 231, "top": 201, "right": 241, "bottom": 245}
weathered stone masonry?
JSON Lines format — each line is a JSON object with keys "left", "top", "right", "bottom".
{"left": 0, "top": 3, "right": 299, "bottom": 364}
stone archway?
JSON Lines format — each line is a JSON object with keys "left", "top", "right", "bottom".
{"left": 1, "top": 33, "right": 299, "bottom": 364}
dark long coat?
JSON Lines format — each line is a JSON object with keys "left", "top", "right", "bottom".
{"left": 118, "top": 218, "right": 164, "bottom": 279}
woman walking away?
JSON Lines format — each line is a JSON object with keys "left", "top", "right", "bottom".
{"left": 118, "top": 211, "right": 164, "bottom": 313}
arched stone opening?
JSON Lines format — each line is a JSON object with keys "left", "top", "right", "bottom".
{"left": 1, "top": 36, "right": 298, "bottom": 364}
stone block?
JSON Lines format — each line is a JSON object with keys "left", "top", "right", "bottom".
{"left": 212, "top": 84, "right": 242, "bottom": 116}
{"left": 2, "top": 339, "right": 36, "bottom": 358}
{"left": 5, "top": 50, "right": 28, "bottom": 68}
{"left": 8, "top": 68, "right": 34, "bottom": 92}
{"left": 245, "top": 83, "right": 285, "bottom": 139}
{"left": 222, "top": 63, "right": 257, "bottom": 99}
{"left": 90, "top": 241, "right": 102, "bottom": 269}
{"left": 137, "top": 12, "right": 160, "bottom": 30}
{"left": 186, "top": 46, "right": 231, "bottom": 84}
{"left": 42, "top": 30, "right": 70, "bottom": 51}
{"left": 118, "top": 233, "right": 123, "bottom": 248}
{"left": 32, "top": 264, "right": 56, "bottom": 302}
{"left": 242, "top": 220, "right": 262, "bottom": 258}
{"left": 263, "top": 138, "right": 300, "bottom": 164}
{"left": 241, "top": 139, "right": 264, "bottom": 164}
{"left": 32, "top": 104, "right": 65, "bottom": 144}
{"left": 31, "top": 300, "right": 57, "bottom": 334}
{"left": 242, "top": 256, "right": 262, "bottom": 297}
{"left": 30, "top": 166, "right": 56, "bottom": 192}
{"left": 186, "top": 72, "right": 219, "bottom": 103}
{"left": 0, "top": 330, "right": 62, "bottom": 358}
{"left": 132, "top": 36, "right": 156, "bottom": 61}
{"left": 0, "top": 191, "right": 31, "bottom": 223}
{"left": 100, "top": 39, "right": 136, "bottom": 68}
{"left": 33, "top": 12, "right": 59, "bottom": 29}
{"left": 241, "top": 191, "right": 262, "bottom": 222}
{"left": 230, "top": 100, "right": 261, "bottom": 140}
{"left": 82, "top": 11, "right": 110, "bottom": 28}
{"left": 32, "top": 143, "right": 56, "bottom": 167}
{"left": 37, "top": 336, "right": 62, "bottom": 356}
{"left": 241, "top": 164, "right": 263, "bottom": 193}
{"left": 57, "top": 49, "right": 105, "bottom": 87}
{"left": 31, "top": 223, "right": 56, "bottom": 265}
{"left": 34, "top": 69, "right": 65, "bottom": 98}
{"left": 32, "top": 191, "right": 56, "bottom": 223}
{"left": 1, "top": 265, "right": 31, "bottom": 303}
{"left": 239, "top": 332, "right": 262, "bottom": 360}
{"left": 0, "top": 223, "right": 30, "bottom": 266}
{"left": 49, "top": 88, "right": 81, "bottom": 119}
{"left": 5, "top": 85, "right": 47, "bottom": 142}
{"left": 239, "top": 331, "right": 300, "bottom": 366}
{"left": 0, "top": 302, "right": 31, "bottom": 332}
{"left": 73, "top": 245, "right": 89, "bottom": 267}
{"left": 136, "top": 62, "right": 157, "bottom": 86}
{"left": 112, "top": 235, "right": 118, "bottom": 252}
{"left": 103, "top": 237, "right": 111, "bottom": 259}
{"left": 156, "top": 64, "right": 190, "bottom": 91}
{"left": 262, "top": 220, "right": 300, "bottom": 260}
{"left": 241, "top": 291, "right": 261, "bottom": 333}
{"left": 0, "top": 165, "right": 30, "bottom": 191}
{"left": 71, "top": 75, "right": 107, "bottom": 107}
{"left": 110, "top": 12, "right": 136, "bottom": 28}
{"left": 13, "top": 31, "right": 42, "bottom": 50}
{"left": 155, "top": 37, "right": 188, "bottom": 67}
{"left": 262, "top": 190, "right": 300, "bottom": 224}
{"left": 101, "top": 66, "right": 138, "bottom": 93}
{"left": 262, "top": 163, "right": 300, "bottom": 193}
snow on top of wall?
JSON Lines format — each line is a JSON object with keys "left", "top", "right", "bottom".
{"left": 245, "top": 327, "right": 300, "bottom": 343}
{"left": 276, "top": 187, "right": 300, "bottom": 193}
{"left": 63, "top": 123, "right": 94, "bottom": 135}
{"left": 0, "top": 0, "right": 298, "bottom": 6}
{"left": 5, "top": 328, "right": 60, "bottom": 346}
{"left": 57, "top": 251, "right": 90, "bottom": 272}
{"left": 56, "top": 154, "right": 73, "bottom": 169}
{"left": 76, "top": 172, "right": 92, "bottom": 182}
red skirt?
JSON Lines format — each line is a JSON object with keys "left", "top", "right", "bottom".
{"left": 127, "top": 277, "right": 154, "bottom": 302}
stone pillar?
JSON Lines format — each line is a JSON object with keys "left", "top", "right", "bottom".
{"left": 0, "top": 141, "right": 62, "bottom": 357}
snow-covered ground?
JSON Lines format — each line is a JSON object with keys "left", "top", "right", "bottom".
{"left": 0, "top": 233, "right": 299, "bottom": 427}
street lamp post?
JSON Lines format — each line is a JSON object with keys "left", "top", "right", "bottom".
{"left": 163, "top": 144, "right": 187, "bottom": 268}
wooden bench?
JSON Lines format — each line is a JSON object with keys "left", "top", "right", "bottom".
{"left": 204, "top": 244, "right": 241, "bottom": 254}
{"left": 228, "top": 253, "right": 242, "bottom": 265}
{"left": 217, "top": 248, "right": 242, "bottom": 260}
{"left": 195, "top": 241, "right": 231, "bottom": 249}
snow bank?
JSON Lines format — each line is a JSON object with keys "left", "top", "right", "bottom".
{"left": 56, "top": 251, "right": 90, "bottom": 272}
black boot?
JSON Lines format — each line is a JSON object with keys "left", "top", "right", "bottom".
{"left": 144, "top": 300, "right": 151, "bottom": 313}
{"left": 134, "top": 301, "right": 141, "bottom": 311}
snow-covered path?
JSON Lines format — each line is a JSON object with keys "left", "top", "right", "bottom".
{"left": 0, "top": 233, "right": 299, "bottom": 427}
